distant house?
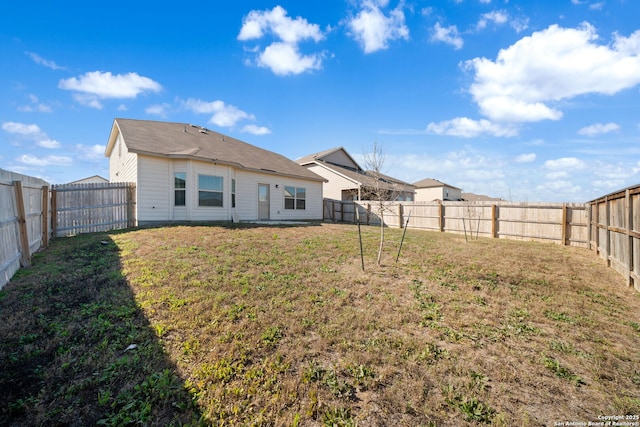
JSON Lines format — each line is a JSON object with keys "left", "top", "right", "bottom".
{"left": 68, "top": 175, "right": 109, "bottom": 185}
{"left": 105, "top": 118, "right": 326, "bottom": 225}
{"left": 413, "top": 178, "right": 462, "bottom": 201}
{"left": 298, "top": 147, "right": 415, "bottom": 201}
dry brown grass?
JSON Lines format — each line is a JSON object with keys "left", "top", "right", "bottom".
{"left": 2, "top": 222, "right": 640, "bottom": 426}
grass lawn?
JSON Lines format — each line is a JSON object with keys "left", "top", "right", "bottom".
{"left": 1, "top": 223, "right": 639, "bottom": 426}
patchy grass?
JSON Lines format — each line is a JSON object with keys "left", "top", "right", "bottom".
{"left": 1, "top": 223, "right": 640, "bottom": 426}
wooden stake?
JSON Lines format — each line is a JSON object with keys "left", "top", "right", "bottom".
{"left": 42, "top": 185, "right": 49, "bottom": 248}
{"left": 14, "top": 181, "right": 31, "bottom": 267}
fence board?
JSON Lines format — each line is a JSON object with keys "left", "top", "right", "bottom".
{"left": 51, "top": 182, "right": 136, "bottom": 237}
{"left": 325, "top": 199, "right": 590, "bottom": 248}
{"left": 0, "top": 169, "right": 49, "bottom": 288}
{"left": 589, "top": 185, "right": 639, "bottom": 290}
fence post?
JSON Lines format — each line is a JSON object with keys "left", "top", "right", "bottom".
{"left": 626, "top": 189, "right": 633, "bottom": 287}
{"left": 127, "top": 183, "right": 136, "bottom": 228}
{"left": 51, "top": 186, "right": 58, "bottom": 238}
{"left": 42, "top": 185, "right": 49, "bottom": 248}
{"left": 438, "top": 201, "right": 444, "bottom": 232}
{"left": 13, "top": 181, "right": 31, "bottom": 267}
{"left": 605, "top": 196, "right": 611, "bottom": 267}
{"left": 561, "top": 204, "right": 568, "bottom": 246}
{"left": 491, "top": 204, "right": 497, "bottom": 238}
{"left": 398, "top": 203, "right": 404, "bottom": 229}
{"left": 367, "top": 204, "right": 371, "bottom": 225}
{"left": 332, "top": 200, "right": 336, "bottom": 222}
{"left": 591, "top": 200, "right": 600, "bottom": 255}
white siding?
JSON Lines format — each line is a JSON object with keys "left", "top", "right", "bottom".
{"left": 322, "top": 149, "right": 359, "bottom": 169}
{"left": 109, "top": 134, "right": 138, "bottom": 183}
{"left": 305, "top": 164, "right": 357, "bottom": 201}
{"left": 236, "top": 170, "right": 323, "bottom": 221}
{"left": 445, "top": 186, "right": 462, "bottom": 201}
{"left": 137, "top": 155, "right": 171, "bottom": 222}
{"left": 111, "top": 151, "right": 322, "bottom": 223}
{"left": 415, "top": 186, "right": 461, "bottom": 201}
{"left": 415, "top": 187, "right": 443, "bottom": 202}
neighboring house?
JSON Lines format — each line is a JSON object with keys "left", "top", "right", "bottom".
{"left": 105, "top": 118, "right": 326, "bottom": 225}
{"left": 413, "top": 178, "right": 462, "bottom": 201}
{"left": 461, "top": 192, "right": 504, "bottom": 202}
{"left": 298, "top": 147, "right": 415, "bottom": 201}
{"left": 68, "top": 175, "right": 109, "bottom": 184}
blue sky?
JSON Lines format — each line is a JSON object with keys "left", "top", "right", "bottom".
{"left": 1, "top": 0, "right": 639, "bottom": 202}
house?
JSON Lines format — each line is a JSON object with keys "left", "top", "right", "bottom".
{"left": 105, "top": 118, "right": 326, "bottom": 225}
{"left": 68, "top": 175, "right": 109, "bottom": 184}
{"left": 413, "top": 178, "right": 462, "bottom": 202}
{"left": 297, "top": 147, "right": 415, "bottom": 201}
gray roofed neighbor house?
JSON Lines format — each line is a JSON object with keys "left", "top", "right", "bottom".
{"left": 105, "top": 118, "right": 325, "bottom": 182}
{"left": 413, "top": 178, "right": 461, "bottom": 190}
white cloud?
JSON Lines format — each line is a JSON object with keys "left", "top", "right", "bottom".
{"left": 238, "top": 6, "right": 326, "bottom": 75}
{"left": 59, "top": 71, "right": 162, "bottom": 101}
{"left": 613, "top": 29, "right": 640, "bottom": 55}
{"left": 76, "top": 144, "right": 106, "bottom": 160}
{"left": 578, "top": 122, "right": 620, "bottom": 136}
{"left": 257, "top": 42, "right": 323, "bottom": 76}
{"left": 426, "top": 117, "right": 518, "bottom": 137}
{"left": 72, "top": 93, "right": 104, "bottom": 109}
{"left": 25, "top": 51, "right": 64, "bottom": 70}
{"left": 536, "top": 180, "right": 582, "bottom": 194}
{"left": 545, "top": 171, "right": 569, "bottom": 180}
{"left": 2, "top": 122, "right": 61, "bottom": 149}
{"left": 182, "top": 98, "right": 255, "bottom": 128}
{"left": 543, "top": 157, "right": 587, "bottom": 170}
{"left": 431, "top": 23, "right": 463, "bottom": 50}
{"left": 2, "top": 122, "right": 41, "bottom": 135}
{"left": 241, "top": 124, "right": 271, "bottom": 135}
{"left": 145, "top": 103, "right": 171, "bottom": 118}
{"left": 238, "top": 5, "right": 324, "bottom": 44}
{"left": 476, "top": 10, "right": 508, "bottom": 31}
{"left": 17, "top": 94, "right": 54, "bottom": 113}
{"left": 464, "top": 23, "right": 640, "bottom": 123}
{"left": 347, "top": 1, "right": 409, "bottom": 54}
{"left": 37, "top": 138, "right": 61, "bottom": 149}
{"left": 515, "top": 153, "right": 536, "bottom": 163}
{"left": 18, "top": 154, "right": 72, "bottom": 166}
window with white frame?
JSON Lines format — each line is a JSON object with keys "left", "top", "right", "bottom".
{"left": 284, "top": 186, "right": 306, "bottom": 210}
{"left": 198, "top": 174, "right": 223, "bottom": 207}
{"left": 231, "top": 178, "right": 236, "bottom": 208}
{"left": 174, "top": 172, "right": 186, "bottom": 206}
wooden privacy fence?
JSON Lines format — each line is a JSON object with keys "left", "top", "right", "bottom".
{"left": 51, "top": 182, "right": 136, "bottom": 237}
{"left": 324, "top": 199, "right": 590, "bottom": 248}
{"left": 1, "top": 170, "right": 137, "bottom": 289}
{"left": 0, "top": 170, "right": 50, "bottom": 288}
{"left": 589, "top": 185, "right": 639, "bottom": 290}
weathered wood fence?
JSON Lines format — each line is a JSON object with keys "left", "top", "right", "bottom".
{"left": 0, "top": 170, "right": 50, "bottom": 288}
{"left": 324, "top": 199, "right": 589, "bottom": 248}
{"left": 1, "top": 168, "right": 136, "bottom": 289}
{"left": 589, "top": 185, "right": 639, "bottom": 290}
{"left": 51, "top": 182, "right": 136, "bottom": 238}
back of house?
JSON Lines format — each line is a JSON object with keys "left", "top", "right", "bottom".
{"left": 105, "top": 118, "right": 326, "bottom": 225}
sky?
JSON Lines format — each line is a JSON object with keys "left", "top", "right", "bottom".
{"left": 1, "top": 0, "right": 639, "bottom": 202}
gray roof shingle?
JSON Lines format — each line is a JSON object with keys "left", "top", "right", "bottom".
{"left": 110, "top": 119, "right": 324, "bottom": 182}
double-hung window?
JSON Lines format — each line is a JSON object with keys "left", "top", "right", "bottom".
{"left": 284, "top": 186, "right": 306, "bottom": 210}
{"left": 198, "top": 174, "right": 223, "bottom": 207}
{"left": 174, "top": 172, "right": 186, "bottom": 206}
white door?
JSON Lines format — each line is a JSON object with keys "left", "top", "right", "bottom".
{"left": 258, "top": 184, "right": 270, "bottom": 220}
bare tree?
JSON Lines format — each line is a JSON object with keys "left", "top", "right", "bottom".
{"left": 362, "top": 142, "right": 400, "bottom": 266}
